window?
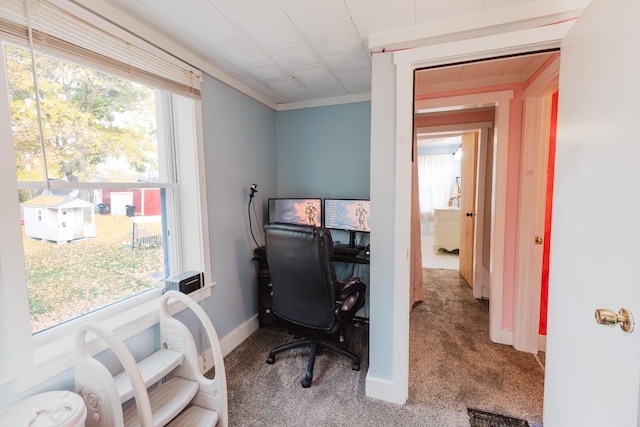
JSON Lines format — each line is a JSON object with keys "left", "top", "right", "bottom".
{"left": 5, "top": 44, "right": 176, "bottom": 333}
{"left": 6, "top": 44, "right": 175, "bottom": 334}
{"left": 0, "top": 0, "right": 210, "bottom": 385}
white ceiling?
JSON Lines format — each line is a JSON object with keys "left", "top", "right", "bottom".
{"left": 101, "top": 0, "right": 552, "bottom": 105}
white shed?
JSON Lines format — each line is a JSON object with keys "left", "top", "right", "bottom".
{"left": 22, "top": 196, "right": 96, "bottom": 243}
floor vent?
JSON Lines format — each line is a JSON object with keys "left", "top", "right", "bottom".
{"left": 468, "top": 408, "right": 529, "bottom": 427}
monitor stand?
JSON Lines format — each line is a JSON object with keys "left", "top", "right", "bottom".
{"left": 330, "top": 231, "right": 367, "bottom": 260}
{"left": 347, "top": 231, "right": 365, "bottom": 251}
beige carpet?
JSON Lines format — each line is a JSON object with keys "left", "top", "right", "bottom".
{"left": 408, "top": 269, "right": 544, "bottom": 423}
{"left": 223, "top": 268, "right": 544, "bottom": 426}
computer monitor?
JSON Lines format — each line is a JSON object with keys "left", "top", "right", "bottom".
{"left": 268, "top": 198, "right": 322, "bottom": 227}
{"left": 324, "top": 199, "right": 370, "bottom": 248}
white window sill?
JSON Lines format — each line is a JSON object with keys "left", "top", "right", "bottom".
{"left": 6, "top": 282, "right": 215, "bottom": 393}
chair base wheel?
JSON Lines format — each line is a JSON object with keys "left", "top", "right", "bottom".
{"left": 352, "top": 361, "right": 360, "bottom": 371}
{"left": 301, "top": 376, "right": 312, "bottom": 388}
{"left": 266, "top": 355, "right": 275, "bottom": 364}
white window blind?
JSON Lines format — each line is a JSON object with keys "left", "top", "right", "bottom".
{"left": 0, "top": 0, "right": 201, "bottom": 98}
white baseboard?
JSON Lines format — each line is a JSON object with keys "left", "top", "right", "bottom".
{"left": 490, "top": 328, "right": 512, "bottom": 346}
{"left": 219, "top": 314, "right": 259, "bottom": 357}
{"left": 365, "top": 373, "right": 407, "bottom": 404}
{"left": 199, "top": 314, "right": 259, "bottom": 374}
{"left": 538, "top": 334, "right": 547, "bottom": 352}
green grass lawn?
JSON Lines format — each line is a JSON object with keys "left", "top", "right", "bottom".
{"left": 23, "top": 214, "right": 165, "bottom": 334}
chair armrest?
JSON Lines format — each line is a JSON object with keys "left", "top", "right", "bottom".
{"left": 336, "top": 279, "right": 366, "bottom": 302}
{"left": 335, "top": 279, "right": 366, "bottom": 316}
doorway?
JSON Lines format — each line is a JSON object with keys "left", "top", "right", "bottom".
{"left": 412, "top": 51, "right": 558, "bottom": 347}
{"left": 416, "top": 133, "right": 462, "bottom": 271}
{"left": 414, "top": 114, "right": 495, "bottom": 300}
{"left": 408, "top": 53, "right": 559, "bottom": 411}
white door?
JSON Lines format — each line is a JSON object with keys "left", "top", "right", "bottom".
{"left": 459, "top": 132, "right": 477, "bottom": 287}
{"left": 544, "top": 0, "right": 640, "bottom": 425}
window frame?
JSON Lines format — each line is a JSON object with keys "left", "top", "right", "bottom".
{"left": 0, "top": 37, "right": 213, "bottom": 390}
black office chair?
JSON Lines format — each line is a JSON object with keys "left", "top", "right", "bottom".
{"left": 264, "top": 222, "right": 366, "bottom": 388}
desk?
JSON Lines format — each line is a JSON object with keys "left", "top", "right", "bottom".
{"left": 253, "top": 246, "right": 369, "bottom": 326}
{"left": 331, "top": 249, "right": 370, "bottom": 265}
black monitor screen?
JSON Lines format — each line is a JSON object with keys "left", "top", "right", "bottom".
{"left": 268, "top": 198, "right": 322, "bottom": 227}
{"left": 324, "top": 199, "right": 370, "bottom": 233}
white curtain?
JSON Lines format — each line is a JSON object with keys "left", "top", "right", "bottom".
{"left": 418, "top": 154, "right": 453, "bottom": 220}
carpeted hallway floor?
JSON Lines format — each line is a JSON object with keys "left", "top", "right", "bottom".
{"left": 223, "top": 268, "right": 544, "bottom": 426}
{"left": 408, "top": 269, "right": 544, "bottom": 423}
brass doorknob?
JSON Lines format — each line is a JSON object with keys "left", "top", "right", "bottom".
{"left": 595, "top": 308, "right": 634, "bottom": 333}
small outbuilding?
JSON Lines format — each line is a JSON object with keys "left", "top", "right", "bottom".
{"left": 22, "top": 195, "right": 96, "bottom": 243}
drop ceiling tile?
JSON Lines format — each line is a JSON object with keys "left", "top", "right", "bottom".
{"left": 227, "top": 72, "right": 290, "bottom": 103}
{"left": 416, "top": 0, "right": 484, "bottom": 22}
{"left": 244, "top": 64, "right": 290, "bottom": 81}
{"left": 300, "top": 21, "right": 363, "bottom": 54}
{"left": 213, "top": 38, "right": 273, "bottom": 68}
{"left": 116, "top": 2, "right": 197, "bottom": 46}
{"left": 321, "top": 47, "right": 371, "bottom": 72}
{"left": 197, "top": 50, "right": 237, "bottom": 71}
{"left": 278, "top": 0, "right": 351, "bottom": 27}
{"left": 209, "top": 0, "right": 304, "bottom": 49}
{"left": 335, "top": 68, "right": 371, "bottom": 94}
{"left": 344, "top": 0, "right": 416, "bottom": 36}
{"left": 289, "top": 64, "right": 334, "bottom": 84}
{"left": 279, "top": 1, "right": 366, "bottom": 71}
{"left": 235, "top": 16, "right": 303, "bottom": 51}
{"left": 307, "top": 80, "right": 349, "bottom": 98}
{"left": 265, "top": 43, "right": 322, "bottom": 71}
{"left": 266, "top": 77, "right": 312, "bottom": 102}
{"left": 102, "top": 0, "right": 234, "bottom": 59}
{"left": 181, "top": 6, "right": 245, "bottom": 45}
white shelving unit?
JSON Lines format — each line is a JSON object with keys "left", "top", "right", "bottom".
{"left": 75, "top": 291, "right": 227, "bottom": 427}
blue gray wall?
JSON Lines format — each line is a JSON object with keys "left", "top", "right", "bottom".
{"left": 200, "top": 74, "right": 277, "bottom": 339}
{"left": 275, "top": 102, "right": 371, "bottom": 199}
